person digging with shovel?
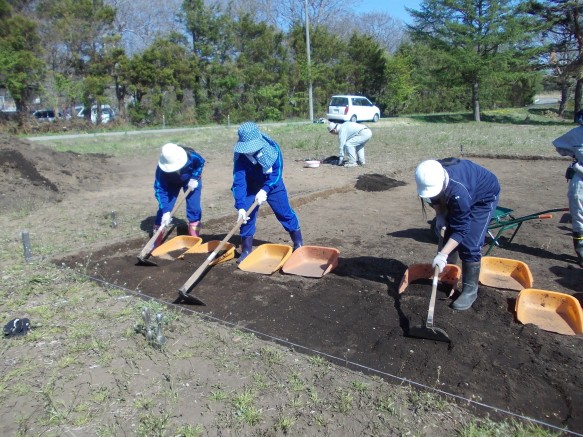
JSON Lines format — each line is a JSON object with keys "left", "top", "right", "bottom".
{"left": 327, "top": 121, "right": 372, "bottom": 167}
{"left": 152, "top": 143, "right": 205, "bottom": 247}
{"left": 231, "top": 121, "right": 303, "bottom": 264}
{"left": 415, "top": 158, "right": 500, "bottom": 310}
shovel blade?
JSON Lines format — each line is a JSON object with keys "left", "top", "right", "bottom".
{"left": 178, "top": 290, "right": 206, "bottom": 306}
{"left": 407, "top": 325, "right": 451, "bottom": 343}
{"left": 136, "top": 256, "right": 158, "bottom": 267}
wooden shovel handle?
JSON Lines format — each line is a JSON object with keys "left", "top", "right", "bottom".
{"left": 138, "top": 186, "right": 193, "bottom": 259}
{"left": 427, "top": 227, "right": 445, "bottom": 327}
{"left": 179, "top": 200, "right": 259, "bottom": 294}
{"left": 426, "top": 266, "right": 440, "bottom": 328}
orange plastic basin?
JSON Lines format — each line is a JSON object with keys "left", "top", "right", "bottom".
{"left": 151, "top": 236, "right": 202, "bottom": 259}
{"left": 238, "top": 244, "right": 292, "bottom": 275}
{"left": 515, "top": 288, "right": 583, "bottom": 335}
{"left": 181, "top": 240, "right": 235, "bottom": 265}
{"left": 479, "top": 256, "right": 533, "bottom": 291}
{"left": 281, "top": 245, "right": 339, "bottom": 278}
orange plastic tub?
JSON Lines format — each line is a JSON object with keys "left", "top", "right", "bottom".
{"left": 238, "top": 244, "right": 292, "bottom": 275}
{"left": 151, "top": 236, "right": 202, "bottom": 259}
{"left": 181, "top": 240, "right": 235, "bottom": 266}
{"left": 479, "top": 256, "right": 533, "bottom": 291}
{"left": 515, "top": 288, "right": 583, "bottom": 335}
{"left": 281, "top": 246, "right": 339, "bottom": 278}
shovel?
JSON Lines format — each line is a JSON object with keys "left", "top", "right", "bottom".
{"left": 137, "top": 186, "right": 193, "bottom": 266}
{"left": 407, "top": 265, "right": 451, "bottom": 343}
{"left": 178, "top": 200, "right": 259, "bottom": 305}
{"left": 407, "top": 227, "right": 451, "bottom": 343}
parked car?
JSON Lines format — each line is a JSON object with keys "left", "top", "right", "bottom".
{"left": 326, "top": 95, "right": 380, "bottom": 123}
{"left": 76, "top": 105, "right": 116, "bottom": 124}
{"left": 32, "top": 109, "right": 61, "bottom": 122}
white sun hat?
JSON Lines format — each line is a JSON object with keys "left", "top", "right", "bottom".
{"left": 415, "top": 160, "right": 446, "bottom": 198}
{"left": 158, "top": 143, "right": 187, "bottom": 172}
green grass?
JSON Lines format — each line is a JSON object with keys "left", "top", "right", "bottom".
{"left": 19, "top": 109, "right": 573, "bottom": 203}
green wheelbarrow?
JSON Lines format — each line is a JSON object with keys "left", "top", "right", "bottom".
{"left": 484, "top": 207, "right": 569, "bottom": 255}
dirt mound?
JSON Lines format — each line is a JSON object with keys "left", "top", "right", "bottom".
{"left": 0, "top": 134, "right": 112, "bottom": 211}
{"left": 355, "top": 173, "right": 406, "bottom": 192}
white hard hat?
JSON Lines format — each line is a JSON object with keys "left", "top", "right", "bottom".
{"left": 415, "top": 160, "right": 445, "bottom": 198}
{"left": 328, "top": 121, "right": 338, "bottom": 132}
{"left": 158, "top": 143, "right": 187, "bottom": 172}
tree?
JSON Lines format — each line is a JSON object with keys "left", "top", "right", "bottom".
{"left": 409, "top": 0, "right": 543, "bottom": 121}
{"left": 345, "top": 33, "right": 388, "bottom": 100}
{"left": 234, "top": 14, "right": 291, "bottom": 121}
{"left": 35, "top": 0, "right": 117, "bottom": 121}
{"left": 526, "top": 0, "right": 583, "bottom": 118}
{"left": 0, "top": 0, "right": 45, "bottom": 124}
{"left": 287, "top": 23, "right": 348, "bottom": 117}
{"left": 125, "top": 34, "right": 193, "bottom": 124}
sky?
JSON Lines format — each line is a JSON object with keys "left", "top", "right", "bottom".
{"left": 355, "top": 0, "right": 422, "bottom": 24}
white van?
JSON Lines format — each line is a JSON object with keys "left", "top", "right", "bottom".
{"left": 327, "top": 95, "right": 380, "bottom": 123}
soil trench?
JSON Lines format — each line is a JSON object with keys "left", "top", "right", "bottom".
{"left": 58, "top": 171, "right": 583, "bottom": 433}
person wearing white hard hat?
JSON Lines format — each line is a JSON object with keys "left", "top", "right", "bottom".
{"left": 552, "top": 115, "right": 583, "bottom": 267}
{"left": 328, "top": 121, "right": 371, "bottom": 167}
{"left": 415, "top": 158, "right": 500, "bottom": 310}
{"left": 232, "top": 122, "right": 303, "bottom": 264}
{"left": 153, "top": 143, "right": 205, "bottom": 246}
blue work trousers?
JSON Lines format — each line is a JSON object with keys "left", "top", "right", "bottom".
{"left": 239, "top": 184, "right": 299, "bottom": 237}
{"left": 446, "top": 195, "right": 498, "bottom": 263}
{"left": 155, "top": 183, "right": 202, "bottom": 225}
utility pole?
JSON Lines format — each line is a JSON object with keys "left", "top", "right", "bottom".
{"left": 305, "top": 0, "right": 314, "bottom": 122}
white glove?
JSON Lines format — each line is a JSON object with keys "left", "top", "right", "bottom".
{"left": 187, "top": 179, "right": 199, "bottom": 191}
{"left": 238, "top": 208, "right": 248, "bottom": 224}
{"left": 432, "top": 252, "right": 448, "bottom": 273}
{"left": 255, "top": 189, "right": 267, "bottom": 206}
{"left": 161, "top": 212, "right": 172, "bottom": 228}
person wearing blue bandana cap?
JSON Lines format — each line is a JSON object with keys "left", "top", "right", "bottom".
{"left": 232, "top": 121, "right": 303, "bottom": 264}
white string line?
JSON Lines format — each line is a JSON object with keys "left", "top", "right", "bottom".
{"left": 85, "top": 273, "right": 582, "bottom": 437}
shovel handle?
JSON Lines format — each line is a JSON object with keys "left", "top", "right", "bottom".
{"left": 179, "top": 200, "right": 259, "bottom": 294}
{"left": 138, "top": 187, "right": 193, "bottom": 259}
{"left": 426, "top": 267, "right": 439, "bottom": 328}
{"left": 427, "top": 227, "right": 446, "bottom": 327}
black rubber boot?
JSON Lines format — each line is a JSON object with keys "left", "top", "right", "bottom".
{"left": 573, "top": 232, "right": 583, "bottom": 267}
{"left": 452, "top": 261, "right": 480, "bottom": 310}
{"left": 289, "top": 229, "right": 303, "bottom": 251}
{"left": 237, "top": 236, "right": 253, "bottom": 264}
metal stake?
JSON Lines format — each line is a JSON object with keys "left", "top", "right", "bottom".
{"left": 111, "top": 211, "right": 117, "bottom": 228}
{"left": 21, "top": 231, "right": 33, "bottom": 263}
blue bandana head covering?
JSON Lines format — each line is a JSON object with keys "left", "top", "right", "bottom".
{"left": 235, "top": 122, "right": 279, "bottom": 170}
{"left": 254, "top": 145, "right": 278, "bottom": 170}
{"left": 234, "top": 122, "right": 269, "bottom": 154}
